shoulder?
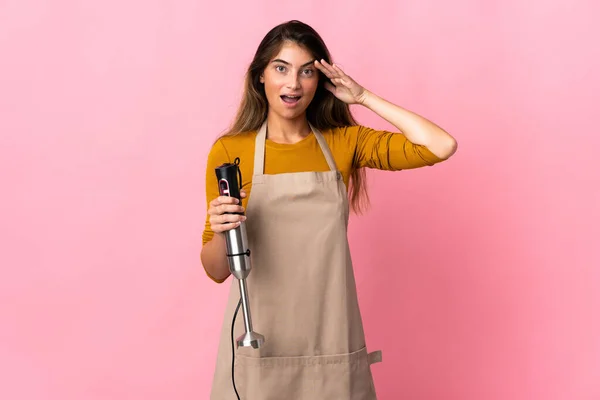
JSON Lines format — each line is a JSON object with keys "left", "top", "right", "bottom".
{"left": 321, "top": 125, "right": 374, "bottom": 139}
{"left": 319, "top": 125, "right": 375, "bottom": 149}
{"left": 213, "top": 131, "right": 257, "bottom": 149}
{"left": 320, "top": 125, "right": 352, "bottom": 139}
{"left": 209, "top": 131, "right": 257, "bottom": 159}
{"left": 318, "top": 126, "right": 362, "bottom": 169}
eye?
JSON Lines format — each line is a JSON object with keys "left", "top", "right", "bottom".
{"left": 275, "top": 65, "right": 286, "bottom": 72}
{"left": 302, "top": 69, "right": 314, "bottom": 76}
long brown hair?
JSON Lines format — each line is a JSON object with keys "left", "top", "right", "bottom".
{"left": 221, "top": 20, "right": 369, "bottom": 213}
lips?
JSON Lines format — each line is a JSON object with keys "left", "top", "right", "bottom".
{"left": 281, "top": 95, "right": 301, "bottom": 104}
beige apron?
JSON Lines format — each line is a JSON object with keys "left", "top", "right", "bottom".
{"left": 210, "top": 121, "right": 382, "bottom": 399}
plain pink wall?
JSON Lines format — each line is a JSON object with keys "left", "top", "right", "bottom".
{"left": 1, "top": 1, "right": 598, "bottom": 399}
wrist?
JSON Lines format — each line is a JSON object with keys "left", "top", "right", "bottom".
{"left": 358, "top": 89, "right": 375, "bottom": 107}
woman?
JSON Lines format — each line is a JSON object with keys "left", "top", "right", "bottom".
{"left": 202, "top": 20, "right": 457, "bottom": 400}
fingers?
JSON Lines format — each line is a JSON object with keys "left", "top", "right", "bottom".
{"left": 213, "top": 221, "right": 242, "bottom": 232}
{"left": 315, "top": 59, "right": 337, "bottom": 80}
{"left": 210, "top": 211, "right": 246, "bottom": 233}
{"left": 208, "top": 195, "right": 244, "bottom": 214}
{"left": 316, "top": 60, "right": 352, "bottom": 89}
{"left": 316, "top": 59, "right": 345, "bottom": 76}
{"left": 208, "top": 203, "right": 244, "bottom": 216}
{"left": 211, "top": 212, "right": 246, "bottom": 226}
{"left": 331, "top": 63, "right": 349, "bottom": 79}
{"left": 210, "top": 195, "right": 240, "bottom": 207}
{"left": 209, "top": 190, "right": 247, "bottom": 212}
{"left": 324, "top": 82, "right": 336, "bottom": 93}
{"left": 208, "top": 194, "right": 247, "bottom": 233}
{"left": 332, "top": 78, "right": 347, "bottom": 87}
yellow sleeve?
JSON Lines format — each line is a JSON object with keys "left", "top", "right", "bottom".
{"left": 351, "top": 125, "right": 443, "bottom": 170}
{"left": 202, "top": 139, "right": 231, "bottom": 246}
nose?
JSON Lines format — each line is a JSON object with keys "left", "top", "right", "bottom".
{"left": 286, "top": 73, "right": 301, "bottom": 89}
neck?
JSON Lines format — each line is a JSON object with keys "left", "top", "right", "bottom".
{"left": 266, "top": 113, "right": 311, "bottom": 144}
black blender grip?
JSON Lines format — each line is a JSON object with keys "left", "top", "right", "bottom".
{"left": 215, "top": 158, "right": 242, "bottom": 214}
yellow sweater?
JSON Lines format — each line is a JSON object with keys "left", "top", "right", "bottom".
{"left": 202, "top": 125, "right": 443, "bottom": 279}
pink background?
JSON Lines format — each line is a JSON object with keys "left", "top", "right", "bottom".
{"left": 1, "top": 1, "right": 599, "bottom": 399}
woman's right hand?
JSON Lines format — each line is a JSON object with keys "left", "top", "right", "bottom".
{"left": 208, "top": 189, "right": 247, "bottom": 234}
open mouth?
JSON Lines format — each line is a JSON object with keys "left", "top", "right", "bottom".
{"left": 281, "top": 95, "right": 302, "bottom": 104}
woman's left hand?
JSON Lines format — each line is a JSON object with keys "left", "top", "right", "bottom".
{"left": 315, "top": 59, "right": 368, "bottom": 105}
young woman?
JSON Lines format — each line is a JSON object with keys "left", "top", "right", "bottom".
{"left": 202, "top": 20, "right": 457, "bottom": 400}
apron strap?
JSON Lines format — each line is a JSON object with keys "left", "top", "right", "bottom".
{"left": 253, "top": 121, "right": 339, "bottom": 175}
{"left": 367, "top": 350, "right": 382, "bottom": 365}
{"left": 254, "top": 121, "right": 268, "bottom": 176}
{"left": 310, "top": 123, "right": 338, "bottom": 172}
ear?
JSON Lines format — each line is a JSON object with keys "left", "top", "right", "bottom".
{"left": 260, "top": 74, "right": 264, "bottom": 83}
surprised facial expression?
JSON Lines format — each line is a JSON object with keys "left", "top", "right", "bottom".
{"left": 260, "top": 42, "right": 320, "bottom": 120}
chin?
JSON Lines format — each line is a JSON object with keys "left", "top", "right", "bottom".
{"left": 283, "top": 111, "right": 308, "bottom": 121}
{"left": 274, "top": 107, "right": 308, "bottom": 120}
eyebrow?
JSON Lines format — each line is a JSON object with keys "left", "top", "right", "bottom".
{"left": 271, "top": 59, "right": 316, "bottom": 68}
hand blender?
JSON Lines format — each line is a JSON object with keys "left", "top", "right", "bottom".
{"left": 215, "top": 158, "right": 265, "bottom": 349}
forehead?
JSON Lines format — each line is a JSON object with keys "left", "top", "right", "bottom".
{"left": 271, "top": 41, "right": 314, "bottom": 64}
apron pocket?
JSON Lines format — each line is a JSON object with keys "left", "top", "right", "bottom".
{"left": 235, "top": 346, "right": 379, "bottom": 400}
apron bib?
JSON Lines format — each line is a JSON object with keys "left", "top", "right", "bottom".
{"left": 210, "top": 121, "right": 382, "bottom": 399}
